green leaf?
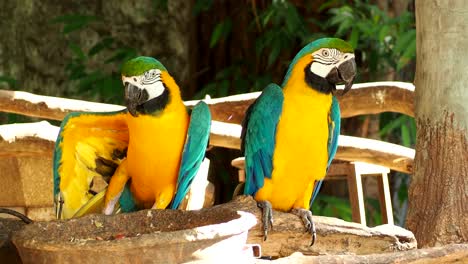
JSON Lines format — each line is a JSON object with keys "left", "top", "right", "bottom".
{"left": 219, "top": 79, "right": 230, "bottom": 97}
{"left": 97, "top": 75, "right": 122, "bottom": 101}
{"left": 50, "top": 14, "right": 97, "bottom": 24}
{"left": 51, "top": 15, "right": 98, "bottom": 34}
{"left": 152, "top": 0, "right": 168, "bottom": 12}
{"left": 105, "top": 48, "right": 137, "bottom": 64}
{"left": 66, "top": 62, "right": 86, "bottom": 80}
{"left": 88, "top": 37, "right": 114, "bottom": 57}
{"left": 394, "top": 29, "right": 416, "bottom": 54}
{"left": 209, "top": 19, "right": 232, "bottom": 48}
{"left": 398, "top": 180, "right": 408, "bottom": 205}
{"left": 78, "top": 71, "right": 103, "bottom": 91}
{"left": 193, "top": 83, "right": 217, "bottom": 99}
{"left": 401, "top": 124, "right": 411, "bottom": 147}
{"left": 267, "top": 44, "right": 281, "bottom": 67}
{"left": 378, "top": 25, "right": 390, "bottom": 42}
{"left": 68, "top": 43, "right": 86, "bottom": 60}
{"left": 379, "top": 115, "right": 406, "bottom": 137}
{"left": 408, "top": 118, "right": 416, "bottom": 144}
{"left": 262, "top": 8, "right": 274, "bottom": 27}
{"left": 319, "top": 0, "right": 341, "bottom": 12}
{"left": 396, "top": 37, "right": 416, "bottom": 70}
{"left": 0, "top": 75, "right": 18, "bottom": 89}
{"left": 349, "top": 28, "right": 359, "bottom": 49}
{"left": 193, "top": 0, "right": 213, "bottom": 15}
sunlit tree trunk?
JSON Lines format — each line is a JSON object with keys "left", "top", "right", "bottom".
{"left": 407, "top": 0, "right": 468, "bottom": 247}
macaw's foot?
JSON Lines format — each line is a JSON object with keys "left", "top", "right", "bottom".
{"left": 291, "top": 208, "right": 316, "bottom": 246}
{"left": 257, "top": 200, "right": 273, "bottom": 241}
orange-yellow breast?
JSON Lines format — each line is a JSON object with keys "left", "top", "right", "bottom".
{"left": 254, "top": 56, "right": 332, "bottom": 211}
{"left": 125, "top": 73, "right": 189, "bottom": 209}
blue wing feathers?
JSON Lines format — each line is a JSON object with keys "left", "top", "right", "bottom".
{"left": 171, "top": 101, "right": 211, "bottom": 209}
{"left": 242, "top": 84, "right": 284, "bottom": 196}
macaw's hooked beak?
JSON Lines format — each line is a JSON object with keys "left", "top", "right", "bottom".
{"left": 124, "top": 82, "right": 148, "bottom": 117}
{"left": 327, "top": 58, "right": 356, "bottom": 96}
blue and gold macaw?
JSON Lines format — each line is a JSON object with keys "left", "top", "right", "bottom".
{"left": 53, "top": 56, "right": 211, "bottom": 219}
{"left": 241, "top": 38, "right": 356, "bottom": 244}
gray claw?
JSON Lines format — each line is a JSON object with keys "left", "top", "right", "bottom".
{"left": 257, "top": 200, "right": 273, "bottom": 241}
{"left": 291, "top": 208, "right": 317, "bottom": 246}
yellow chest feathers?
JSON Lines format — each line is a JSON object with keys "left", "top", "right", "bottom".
{"left": 254, "top": 58, "right": 333, "bottom": 211}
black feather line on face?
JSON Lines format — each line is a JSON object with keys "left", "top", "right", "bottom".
{"left": 136, "top": 83, "right": 170, "bottom": 115}
{"left": 304, "top": 62, "right": 335, "bottom": 94}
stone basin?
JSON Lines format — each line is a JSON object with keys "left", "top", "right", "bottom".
{"left": 12, "top": 205, "right": 257, "bottom": 263}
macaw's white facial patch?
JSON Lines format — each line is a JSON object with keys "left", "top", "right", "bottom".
{"left": 310, "top": 61, "right": 332, "bottom": 78}
{"left": 122, "top": 69, "right": 165, "bottom": 101}
{"left": 310, "top": 48, "right": 355, "bottom": 78}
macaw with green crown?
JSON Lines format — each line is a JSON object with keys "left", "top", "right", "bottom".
{"left": 53, "top": 56, "right": 211, "bottom": 219}
{"left": 241, "top": 38, "right": 356, "bottom": 244}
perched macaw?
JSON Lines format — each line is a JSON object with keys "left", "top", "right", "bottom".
{"left": 53, "top": 56, "right": 211, "bottom": 219}
{"left": 241, "top": 38, "right": 356, "bottom": 244}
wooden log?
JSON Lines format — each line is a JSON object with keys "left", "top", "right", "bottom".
{"left": 227, "top": 196, "right": 416, "bottom": 257}
{"left": 0, "top": 82, "right": 414, "bottom": 124}
{"left": 186, "top": 81, "right": 415, "bottom": 124}
{"left": 336, "top": 135, "right": 415, "bottom": 174}
{"left": 208, "top": 121, "right": 242, "bottom": 150}
{"left": 255, "top": 244, "right": 468, "bottom": 264}
{"left": 0, "top": 90, "right": 124, "bottom": 121}
{"left": 0, "top": 121, "right": 58, "bottom": 157}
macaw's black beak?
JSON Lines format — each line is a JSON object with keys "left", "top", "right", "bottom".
{"left": 327, "top": 58, "right": 356, "bottom": 96}
{"left": 124, "top": 82, "right": 148, "bottom": 117}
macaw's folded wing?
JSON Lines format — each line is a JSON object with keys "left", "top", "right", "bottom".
{"left": 171, "top": 101, "right": 211, "bottom": 209}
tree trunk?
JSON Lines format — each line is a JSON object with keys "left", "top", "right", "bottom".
{"left": 407, "top": 0, "right": 468, "bottom": 247}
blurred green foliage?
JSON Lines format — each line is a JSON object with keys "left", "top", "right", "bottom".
{"left": 52, "top": 14, "right": 137, "bottom": 104}
{"left": 326, "top": 0, "right": 416, "bottom": 78}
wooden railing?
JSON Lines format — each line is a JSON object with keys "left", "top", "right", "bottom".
{"left": 0, "top": 81, "right": 415, "bottom": 173}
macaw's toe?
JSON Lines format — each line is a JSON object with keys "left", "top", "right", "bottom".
{"left": 291, "top": 208, "right": 317, "bottom": 246}
{"left": 257, "top": 200, "right": 274, "bottom": 241}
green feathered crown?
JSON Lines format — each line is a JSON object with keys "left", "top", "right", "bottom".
{"left": 121, "top": 56, "right": 167, "bottom": 77}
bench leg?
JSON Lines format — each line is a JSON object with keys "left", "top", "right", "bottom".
{"left": 377, "top": 173, "right": 394, "bottom": 225}
{"left": 347, "top": 165, "right": 367, "bottom": 226}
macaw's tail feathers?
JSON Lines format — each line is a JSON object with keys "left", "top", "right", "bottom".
{"left": 73, "top": 183, "right": 137, "bottom": 217}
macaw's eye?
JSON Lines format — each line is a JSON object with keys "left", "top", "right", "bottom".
{"left": 133, "top": 78, "right": 137, "bottom": 82}
{"left": 322, "top": 49, "right": 329, "bottom": 57}
{"left": 151, "top": 71, "right": 156, "bottom": 77}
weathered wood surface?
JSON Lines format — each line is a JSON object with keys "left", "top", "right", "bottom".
{"left": 0, "top": 121, "right": 58, "bottom": 157}
{"left": 255, "top": 244, "right": 468, "bottom": 264}
{"left": 336, "top": 135, "right": 414, "bottom": 174}
{"left": 0, "top": 90, "right": 124, "bottom": 121}
{"left": 186, "top": 81, "right": 415, "bottom": 124}
{"left": 0, "top": 82, "right": 414, "bottom": 123}
{"left": 229, "top": 196, "right": 416, "bottom": 257}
